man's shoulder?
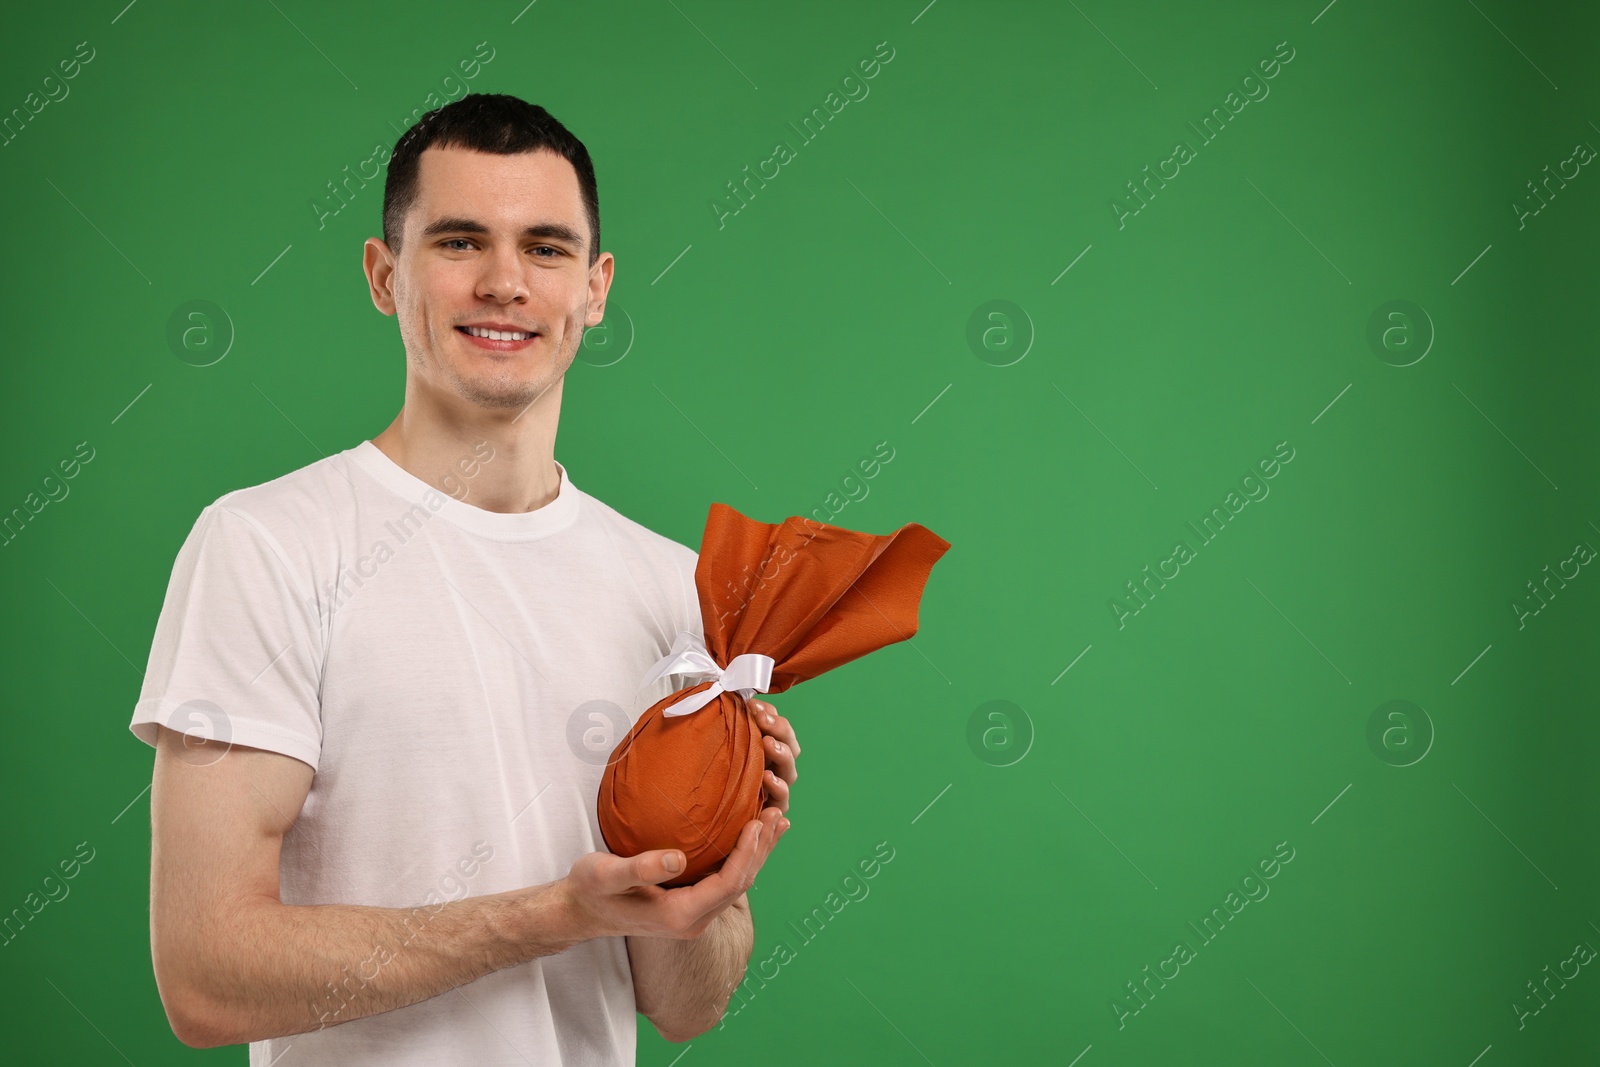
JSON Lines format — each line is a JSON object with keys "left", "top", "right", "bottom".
{"left": 573, "top": 484, "right": 699, "bottom": 573}
{"left": 192, "top": 446, "right": 362, "bottom": 574}
{"left": 574, "top": 486, "right": 703, "bottom": 632}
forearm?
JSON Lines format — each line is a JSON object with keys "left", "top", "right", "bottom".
{"left": 165, "top": 880, "right": 587, "bottom": 1048}
{"left": 627, "top": 892, "right": 754, "bottom": 1042}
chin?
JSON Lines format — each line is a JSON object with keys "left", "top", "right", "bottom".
{"left": 459, "top": 378, "right": 552, "bottom": 410}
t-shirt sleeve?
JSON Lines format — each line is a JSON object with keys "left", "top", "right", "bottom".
{"left": 128, "top": 502, "right": 324, "bottom": 771}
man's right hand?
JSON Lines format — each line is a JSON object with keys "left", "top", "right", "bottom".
{"left": 561, "top": 809, "right": 785, "bottom": 942}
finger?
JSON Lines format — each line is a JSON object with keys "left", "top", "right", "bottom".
{"left": 761, "top": 766, "right": 790, "bottom": 814}
{"left": 727, "top": 811, "right": 776, "bottom": 889}
{"left": 748, "top": 807, "right": 784, "bottom": 880}
{"left": 751, "top": 701, "right": 801, "bottom": 758}
{"left": 758, "top": 804, "right": 789, "bottom": 862}
{"left": 701, "top": 814, "right": 772, "bottom": 901}
{"left": 763, "top": 733, "right": 798, "bottom": 786}
{"left": 760, "top": 804, "right": 787, "bottom": 851}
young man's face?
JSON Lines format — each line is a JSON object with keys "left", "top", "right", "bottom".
{"left": 364, "top": 144, "right": 613, "bottom": 414}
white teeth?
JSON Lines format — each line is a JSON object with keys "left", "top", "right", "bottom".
{"left": 465, "top": 326, "right": 534, "bottom": 341}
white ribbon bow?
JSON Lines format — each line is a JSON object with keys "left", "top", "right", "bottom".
{"left": 639, "top": 629, "right": 775, "bottom": 717}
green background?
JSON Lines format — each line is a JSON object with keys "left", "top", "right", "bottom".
{"left": 3, "top": 0, "right": 1597, "bottom": 1062}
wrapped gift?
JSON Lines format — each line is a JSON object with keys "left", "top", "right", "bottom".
{"left": 596, "top": 502, "right": 950, "bottom": 886}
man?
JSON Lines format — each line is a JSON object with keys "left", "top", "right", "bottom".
{"left": 128, "top": 93, "right": 799, "bottom": 1063}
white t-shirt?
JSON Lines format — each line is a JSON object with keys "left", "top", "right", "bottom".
{"left": 129, "top": 439, "right": 703, "bottom": 1066}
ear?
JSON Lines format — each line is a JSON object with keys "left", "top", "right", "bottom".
{"left": 585, "top": 251, "right": 615, "bottom": 326}
{"left": 363, "top": 237, "right": 398, "bottom": 316}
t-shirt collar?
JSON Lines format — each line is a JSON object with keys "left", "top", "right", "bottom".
{"left": 349, "top": 439, "right": 582, "bottom": 542}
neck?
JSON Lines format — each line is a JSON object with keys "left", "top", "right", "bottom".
{"left": 372, "top": 378, "right": 565, "bottom": 514}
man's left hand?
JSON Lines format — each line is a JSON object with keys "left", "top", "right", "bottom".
{"left": 753, "top": 698, "right": 799, "bottom": 820}
{"left": 746, "top": 697, "right": 796, "bottom": 879}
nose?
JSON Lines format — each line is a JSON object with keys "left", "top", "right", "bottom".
{"left": 475, "top": 242, "right": 529, "bottom": 304}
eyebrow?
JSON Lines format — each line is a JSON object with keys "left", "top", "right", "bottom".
{"left": 419, "top": 216, "right": 586, "bottom": 250}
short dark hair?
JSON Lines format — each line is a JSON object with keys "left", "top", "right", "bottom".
{"left": 381, "top": 93, "right": 600, "bottom": 264}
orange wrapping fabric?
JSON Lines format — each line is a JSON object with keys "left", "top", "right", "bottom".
{"left": 597, "top": 502, "right": 951, "bottom": 886}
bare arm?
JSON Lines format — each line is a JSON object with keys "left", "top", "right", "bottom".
{"left": 627, "top": 891, "right": 754, "bottom": 1042}
{"left": 149, "top": 726, "right": 590, "bottom": 1048}
{"left": 152, "top": 694, "right": 797, "bottom": 1049}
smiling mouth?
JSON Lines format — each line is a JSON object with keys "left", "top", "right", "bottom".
{"left": 457, "top": 326, "right": 539, "bottom": 341}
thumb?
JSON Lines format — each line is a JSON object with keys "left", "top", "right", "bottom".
{"left": 636, "top": 847, "right": 687, "bottom": 886}
{"left": 592, "top": 847, "right": 686, "bottom": 891}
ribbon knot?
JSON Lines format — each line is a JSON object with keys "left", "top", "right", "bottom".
{"left": 639, "top": 630, "right": 774, "bottom": 717}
